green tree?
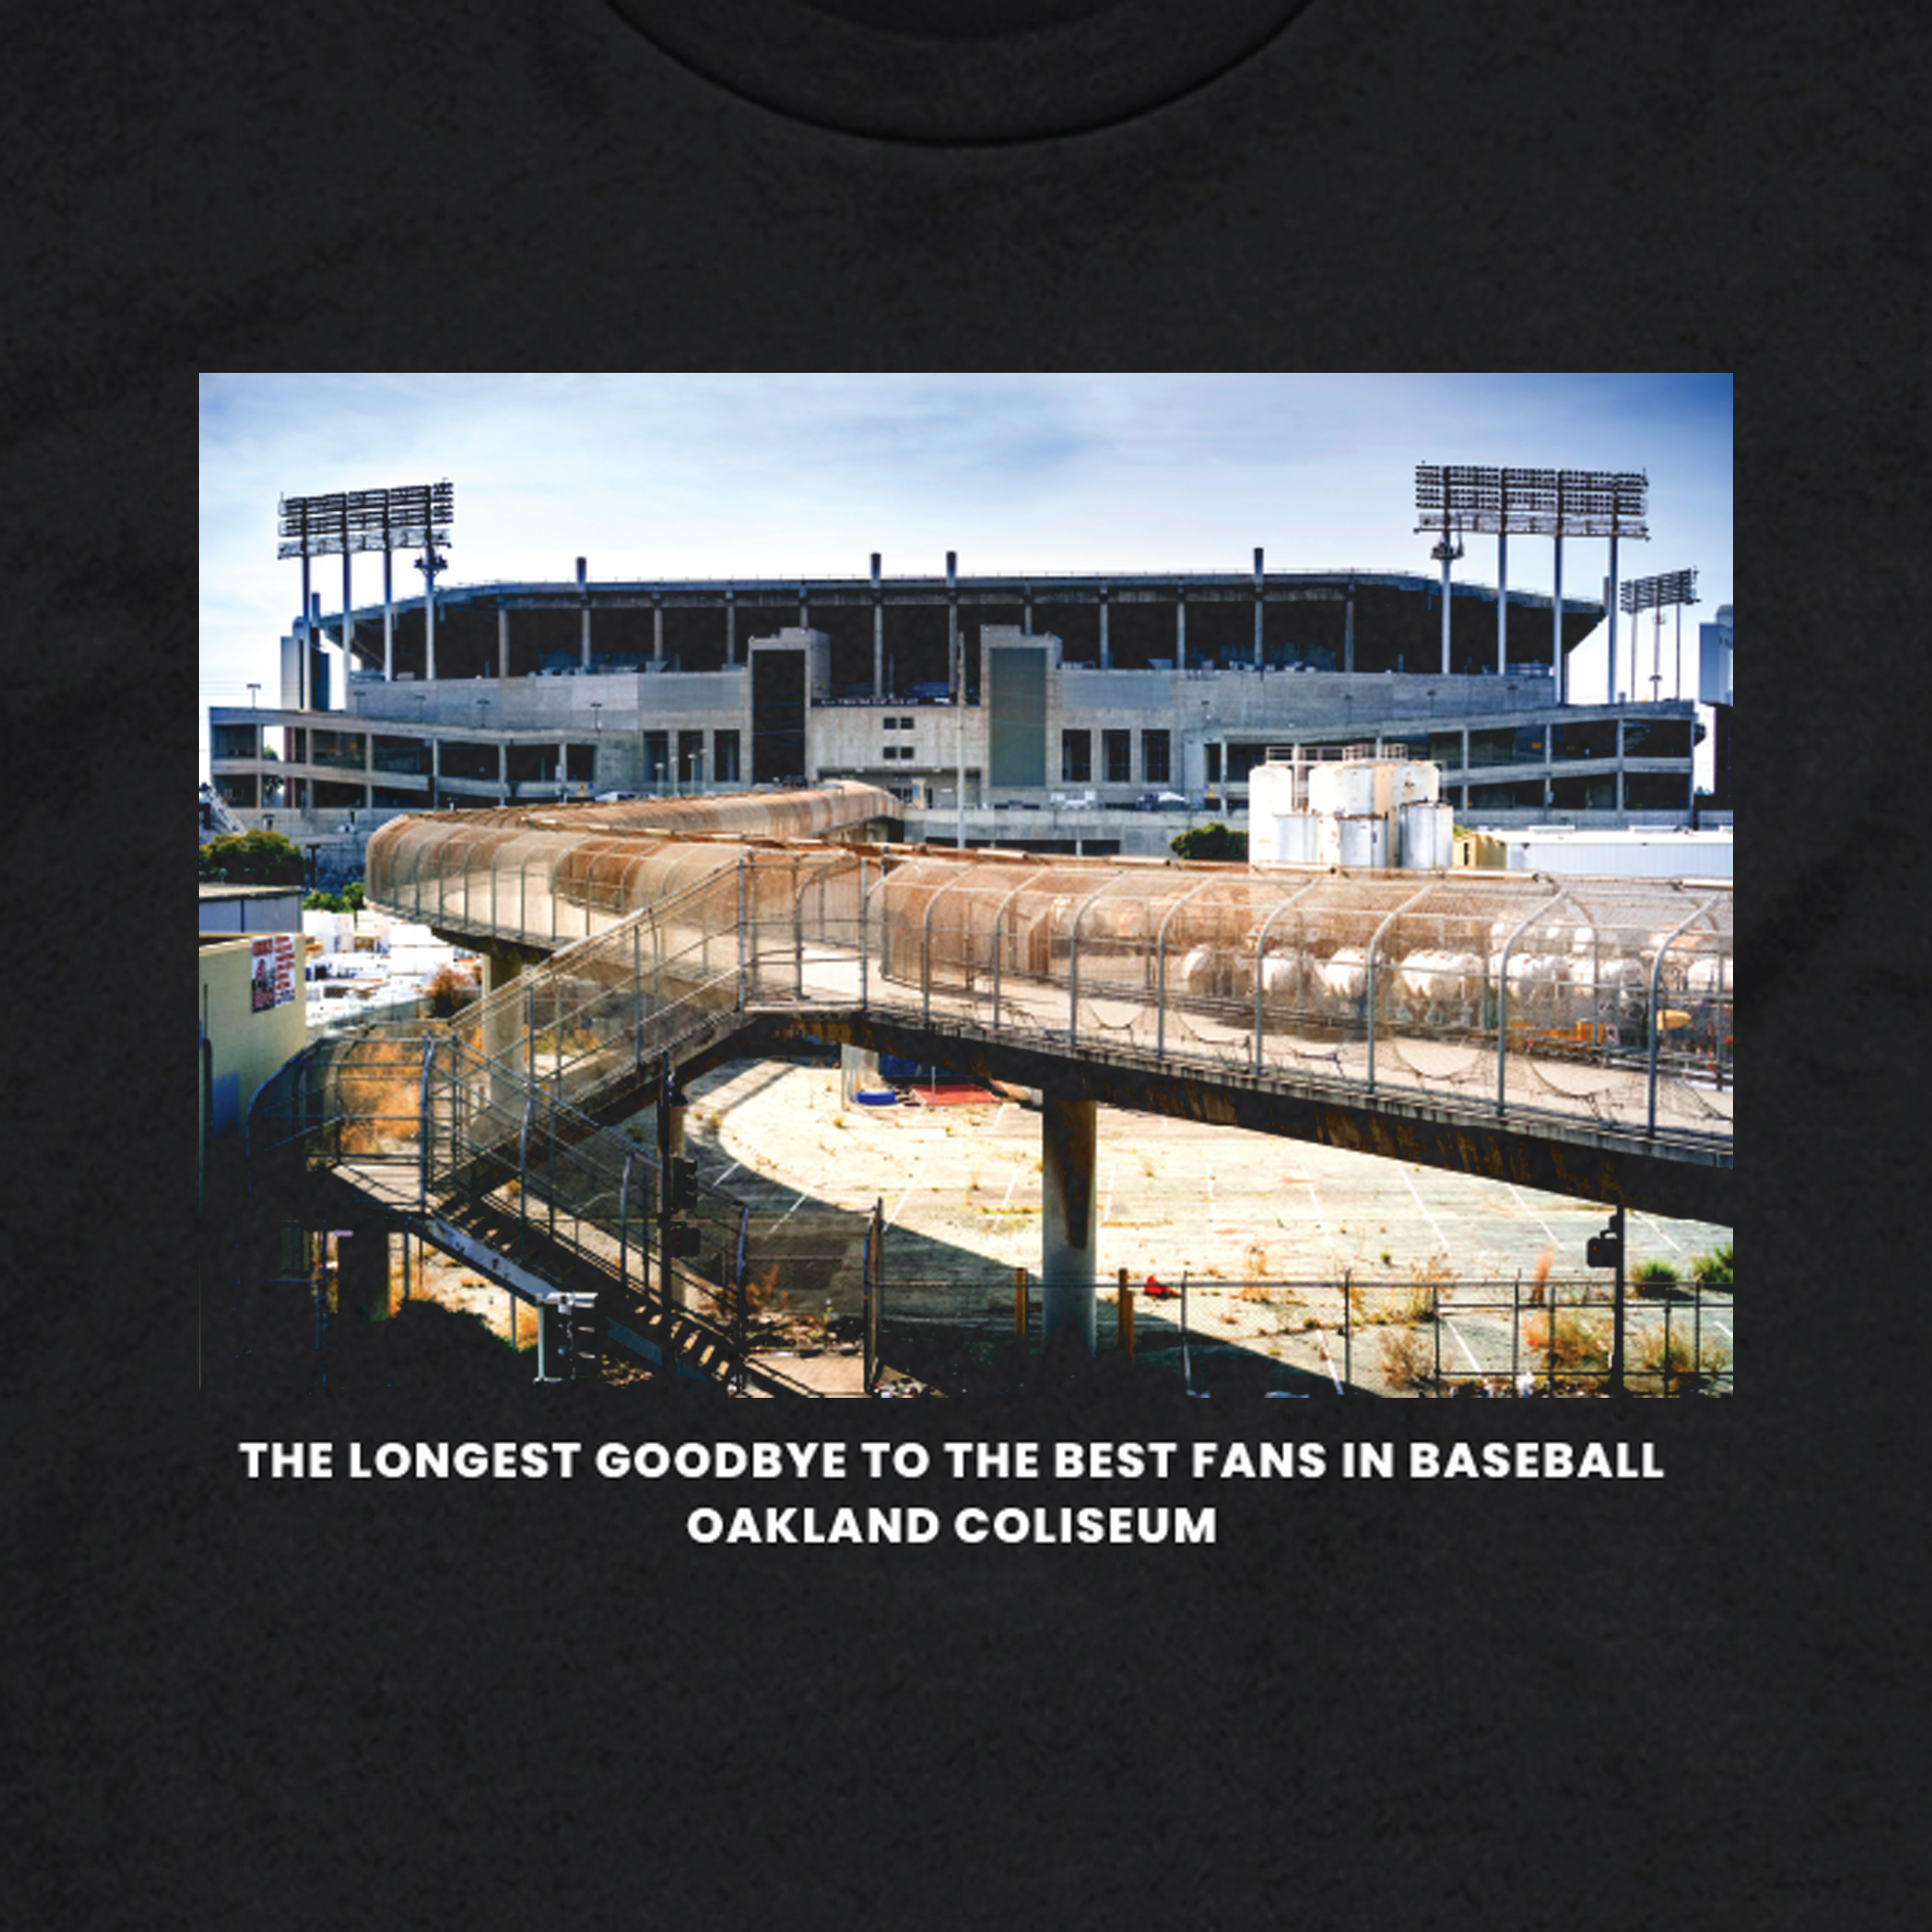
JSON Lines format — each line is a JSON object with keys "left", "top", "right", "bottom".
{"left": 1169, "top": 822, "right": 1248, "bottom": 863}
{"left": 200, "top": 830, "right": 305, "bottom": 884}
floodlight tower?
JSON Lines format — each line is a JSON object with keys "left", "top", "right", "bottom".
{"left": 279, "top": 481, "right": 453, "bottom": 699}
{"left": 1620, "top": 567, "right": 1699, "bottom": 701}
{"left": 1415, "top": 465, "right": 1467, "bottom": 672}
{"left": 1568, "top": 469, "right": 1649, "bottom": 702}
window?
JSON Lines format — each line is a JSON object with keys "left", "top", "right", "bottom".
{"left": 1103, "top": 730, "right": 1132, "bottom": 784}
{"left": 883, "top": 718, "right": 899, "bottom": 731}
{"left": 1552, "top": 719, "right": 1617, "bottom": 761}
{"left": 1062, "top": 730, "right": 1092, "bottom": 783}
{"left": 1623, "top": 718, "right": 1691, "bottom": 760}
{"left": 1143, "top": 729, "right": 1170, "bottom": 785}
{"left": 713, "top": 730, "right": 740, "bottom": 782}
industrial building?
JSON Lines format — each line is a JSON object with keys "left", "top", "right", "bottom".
{"left": 206, "top": 558, "right": 1721, "bottom": 871}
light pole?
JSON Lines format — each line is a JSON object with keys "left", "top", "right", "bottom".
{"left": 247, "top": 682, "right": 260, "bottom": 708}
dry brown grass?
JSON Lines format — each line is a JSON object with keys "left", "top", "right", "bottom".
{"left": 1527, "top": 1245, "right": 1556, "bottom": 1307}
{"left": 1633, "top": 1325, "right": 1731, "bottom": 1394}
{"left": 1522, "top": 1311, "right": 1611, "bottom": 1379}
{"left": 1379, "top": 1326, "right": 1434, "bottom": 1390}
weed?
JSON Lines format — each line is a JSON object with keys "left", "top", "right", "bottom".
{"left": 1632, "top": 1258, "right": 1681, "bottom": 1295}
{"left": 1521, "top": 1310, "right": 1612, "bottom": 1381}
{"left": 1236, "top": 1245, "right": 1274, "bottom": 1301}
{"left": 742, "top": 1264, "right": 794, "bottom": 1326}
{"left": 1527, "top": 1246, "right": 1555, "bottom": 1307}
{"left": 1632, "top": 1325, "right": 1731, "bottom": 1395}
{"left": 1393, "top": 1277, "right": 1436, "bottom": 1325}
{"left": 1378, "top": 1249, "right": 1392, "bottom": 1266}
{"left": 1379, "top": 1326, "right": 1434, "bottom": 1390}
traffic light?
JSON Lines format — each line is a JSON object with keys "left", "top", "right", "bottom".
{"left": 667, "top": 1156, "right": 698, "bottom": 1213}
{"left": 1586, "top": 1227, "right": 1623, "bottom": 1269}
{"left": 666, "top": 1223, "right": 702, "bottom": 1259}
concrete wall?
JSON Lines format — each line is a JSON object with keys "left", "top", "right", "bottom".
{"left": 200, "top": 934, "right": 307, "bottom": 1141}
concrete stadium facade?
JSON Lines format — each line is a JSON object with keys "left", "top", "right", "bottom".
{"left": 208, "top": 563, "right": 1706, "bottom": 872}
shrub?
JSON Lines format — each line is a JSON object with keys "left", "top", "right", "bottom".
{"left": 1690, "top": 1240, "right": 1734, "bottom": 1288}
{"left": 1632, "top": 1258, "right": 1681, "bottom": 1294}
{"left": 200, "top": 829, "right": 304, "bottom": 884}
{"left": 1169, "top": 822, "right": 1248, "bottom": 863}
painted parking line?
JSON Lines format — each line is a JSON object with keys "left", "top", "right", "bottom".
{"left": 1442, "top": 1317, "right": 1486, "bottom": 1375}
{"left": 1507, "top": 1183, "right": 1565, "bottom": 1249}
{"left": 772, "top": 1163, "right": 832, "bottom": 1227}
{"left": 1313, "top": 1325, "right": 1345, "bottom": 1394}
{"left": 1400, "top": 1164, "right": 1454, "bottom": 1252}
{"left": 1633, "top": 1208, "right": 1685, "bottom": 1254}
{"left": 887, "top": 1156, "right": 928, "bottom": 1229}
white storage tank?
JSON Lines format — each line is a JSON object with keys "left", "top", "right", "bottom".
{"left": 1336, "top": 813, "right": 1389, "bottom": 868}
{"left": 1397, "top": 800, "right": 1454, "bottom": 869}
{"left": 1308, "top": 759, "right": 1380, "bottom": 818}
{"left": 1272, "top": 812, "right": 1321, "bottom": 864}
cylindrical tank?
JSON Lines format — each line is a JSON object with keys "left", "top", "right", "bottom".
{"left": 1308, "top": 760, "right": 1379, "bottom": 818}
{"left": 1272, "top": 812, "right": 1321, "bottom": 864}
{"left": 1336, "top": 814, "right": 1389, "bottom": 868}
{"left": 1398, "top": 800, "right": 1454, "bottom": 869}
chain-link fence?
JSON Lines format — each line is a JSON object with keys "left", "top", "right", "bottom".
{"left": 870, "top": 1270, "right": 1732, "bottom": 1398}
{"left": 364, "top": 806, "right": 1731, "bottom": 1163}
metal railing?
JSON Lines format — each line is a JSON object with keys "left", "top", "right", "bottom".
{"left": 870, "top": 1271, "right": 1732, "bottom": 1398}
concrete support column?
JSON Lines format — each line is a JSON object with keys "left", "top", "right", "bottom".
{"left": 1439, "top": 550, "right": 1453, "bottom": 674}
{"left": 653, "top": 593, "right": 664, "bottom": 663}
{"left": 1098, "top": 587, "right": 1110, "bottom": 668}
{"left": 1496, "top": 531, "right": 1508, "bottom": 675}
{"left": 871, "top": 554, "right": 884, "bottom": 698}
{"left": 1175, "top": 586, "right": 1186, "bottom": 670}
{"left": 1344, "top": 581, "right": 1356, "bottom": 672}
{"left": 384, "top": 552, "right": 394, "bottom": 681}
{"left": 1552, "top": 535, "right": 1565, "bottom": 702}
{"left": 497, "top": 604, "right": 510, "bottom": 681}
{"left": 1605, "top": 538, "right": 1622, "bottom": 703}
{"left": 578, "top": 557, "right": 591, "bottom": 671}
{"left": 946, "top": 550, "right": 958, "bottom": 693}
{"left": 480, "top": 947, "right": 522, "bottom": 996}
{"left": 724, "top": 590, "right": 736, "bottom": 667}
{"left": 799, "top": 583, "right": 809, "bottom": 629}
{"left": 1253, "top": 547, "right": 1264, "bottom": 667}
{"left": 1039, "top": 1090, "right": 1098, "bottom": 1353}
{"left": 299, "top": 557, "right": 312, "bottom": 709}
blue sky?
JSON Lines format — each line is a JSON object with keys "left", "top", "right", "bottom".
{"left": 199, "top": 373, "right": 1731, "bottom": 779}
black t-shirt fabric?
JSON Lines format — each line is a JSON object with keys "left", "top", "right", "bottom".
{"left": 14, "top": 3, "right": 1925, "bottom": 1925}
